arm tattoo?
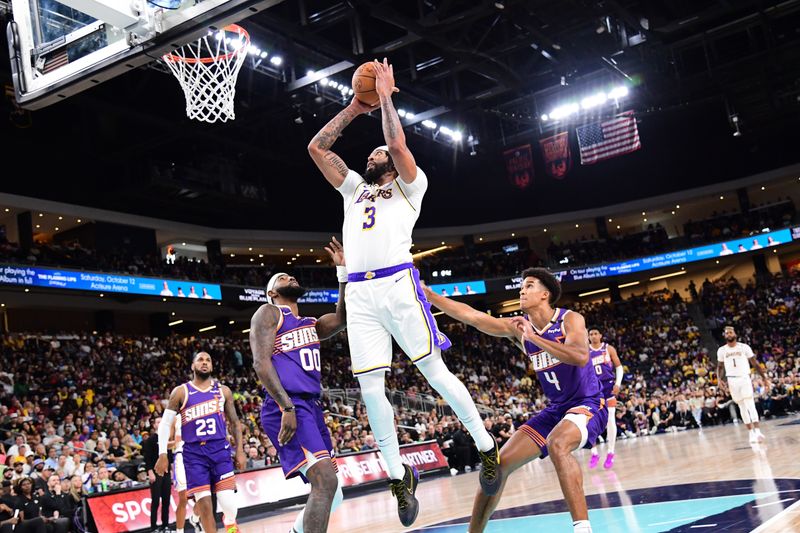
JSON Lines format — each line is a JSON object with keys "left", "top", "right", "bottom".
{"left": 250, "top": 305, "right": 293, "bottom": 409}
{"left": 323, "top": 152, "right": 348, "bottom": 178}
{"left": 312, "top": 108, "right": 359, "bottom": 151}
{"left": 381, "top": 97, "right": 400, "bottom": 140}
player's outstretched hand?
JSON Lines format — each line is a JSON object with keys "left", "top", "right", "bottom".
{"left": 509, "top": 316, "right": 536, "bottom": 342}
{"left": 279, "top": 410, "right": 297, "bottom": 446}
{"left": 612, "top": 385, "right": 620, "bottom": 396}
{"left": 420, "top": 282, "right": 435, "bottom": 300}
{"left": 325, "top": 236, "right": 345, "bottom": 267}
{"left": 347, "top": 96, "right": 379, "bottom": 115}
{"left": 154, "top": 454, "right": 168, "bottom": 477}
{"left": 373, "top": 58, "right": 400, "bottom": 100}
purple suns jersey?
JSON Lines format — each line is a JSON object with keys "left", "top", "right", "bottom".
{"left": 270, "top": 306, "right": 322, "bottom": 396}
{"left": 590, "top": 342, "right": 615, "bottom": 386}
{"left": 523, "top": 308, "right": 600, "bottom": 405}
{"left": 180, "top": 380, "right": 228, "bottom": 444}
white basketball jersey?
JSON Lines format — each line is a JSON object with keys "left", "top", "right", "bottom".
{"left": 717, "top": 342, "right": 754, "bottom": 378}
{"left": 337, "top": 167, "right": 427, "bottom": 273}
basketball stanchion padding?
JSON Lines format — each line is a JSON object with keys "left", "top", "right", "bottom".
{"left": 162, "top": 24, "right": 250, "bottom": 123}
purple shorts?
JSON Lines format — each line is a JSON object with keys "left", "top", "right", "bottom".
{"left": 182, "top": 439, "right": 236, "bottom": 497}
{"left": 260, "top": 396, "right": 336, "bottom": 482}
{"left": 519, "top": 395, "right": 608, "bottom": 458}
{"left": 600, "top": 380, "right": 617, "bottom": 407}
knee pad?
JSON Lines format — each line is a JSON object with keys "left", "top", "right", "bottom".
{"left": 563, "top": 413, "right": 589, "bottom": 450}
{"left": 216, "top": 489, "right": 239, "bottom": 520}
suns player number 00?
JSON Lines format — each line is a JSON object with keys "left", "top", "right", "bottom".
{"left": 300, "top": 348, "right": 321, "bottom": 372}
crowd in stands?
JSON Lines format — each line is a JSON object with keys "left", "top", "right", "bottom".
{"left": 684, "top": 197, "right": 796, "bottom": 244}
{"left": 1, "top": 270, "right": 799, "bottom": 530}
{"left": 1, "top": 196, "right": 794, "bottom": 291}
{"left": 546, "top": 224, "right": 669, "bottom": 268}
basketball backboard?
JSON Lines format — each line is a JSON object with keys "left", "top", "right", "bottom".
{"left": 6, "top": 0, "right": 282, "bottom": 110}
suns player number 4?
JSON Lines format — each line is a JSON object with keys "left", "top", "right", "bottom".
{"left": 543, "top": 371, "right": 561, "bottom": 391}
{"left": 300, "top": 348, "right": 321, "bottom": 372}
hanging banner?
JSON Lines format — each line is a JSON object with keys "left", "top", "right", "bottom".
{"left": 503, "top": 144, "right": 534, "bottom": 190}
{"left": 539, "top": 132, "right": 572, "bottom": 179}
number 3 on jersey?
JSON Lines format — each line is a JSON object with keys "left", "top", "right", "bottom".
{"left": 362, "top": 206, "right": 376, "bottom": 230}
{"left": 543, "top": 370, "right": 561, "bottom": 391}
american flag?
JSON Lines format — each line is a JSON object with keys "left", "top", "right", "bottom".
{"left": 576, "top": 111, "right": 641, "bottom": 164}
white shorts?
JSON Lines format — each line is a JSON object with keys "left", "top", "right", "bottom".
{"left": 174, "top": 450, "right": 187, "bottom": 492}
{"left": 728, "top": 376, "right": 754, "bottom": 403}
{"left": 345, "top": 266, "right": 450, "bottom": 375}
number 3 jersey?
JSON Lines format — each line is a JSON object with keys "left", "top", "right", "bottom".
{"left": 180, "top": 380, "right": 228, "bottom": 444}
{"left": 336, "top": 167, "right": 428, "bottom": 273}
{"left": 269, "top": 305, "right": 322, "bottom": 396}
{"left": 522, "top": 308, "right": 601, "bottom": 405}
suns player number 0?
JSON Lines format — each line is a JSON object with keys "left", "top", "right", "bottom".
{"left": 300, "top": 348, "right": 321, "bottom": 372}
{"left": 543, "top": 371, "right": 561, "bottom": 391}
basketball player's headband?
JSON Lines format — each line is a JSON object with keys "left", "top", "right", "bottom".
{"left": 375, "top": 145, "right": 389, "bottom": 153}
{"left": 266, "top": 272, "right": 288, "bottom": 305}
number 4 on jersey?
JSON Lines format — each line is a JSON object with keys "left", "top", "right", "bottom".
{"left": 543, "top": 370, "right": 561, "bottom": 391}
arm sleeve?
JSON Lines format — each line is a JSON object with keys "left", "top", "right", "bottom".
{"left": 395, "top": 166, "right": 427, "bottom": 210}
{"left": 158, "top": 410, "right": 176, "bottom": 455}
{"left": 615, "top": 365, "right": 624, "bottom": 387}
{"left": 336, "top": 170, "right": 363, "bottom": 202}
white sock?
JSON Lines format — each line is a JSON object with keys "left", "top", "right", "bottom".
{"left": 606, "top": 407, "right": 617, "bottom": 454}
{"left": 417, "top": 352, "right": 494, "bottom": 452}
{"left": 177, "top": 529, "right": 184, "bottom": 533}
{"left": 573, "top": 519, "right": 592, "bottom": 532}
{"left": 358, "top": 372, "right": 406, "bottom": 480}
{"left": 591, "top": 447, "right": 598, "bottom": 456}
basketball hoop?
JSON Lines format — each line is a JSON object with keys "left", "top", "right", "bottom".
{"left": 162, "top": 24, "right": 250, "bottom": 123}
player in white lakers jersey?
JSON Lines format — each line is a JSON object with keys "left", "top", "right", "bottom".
{"left": 307, "top": 58, "right": 499, "bottom": 527}
{"left": 716, "top": 326, "right": 771, "bottom": 443}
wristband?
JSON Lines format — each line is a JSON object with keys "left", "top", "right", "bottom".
{"left": 336, "top": 265, "right": 348, "bottom": 283}
{"left": 283, "top": 405, "right": 295, "bottom": 412}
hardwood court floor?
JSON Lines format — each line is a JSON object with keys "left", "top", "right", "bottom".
{"left": 242, "top": 415, "right": 800, "bottom": 532}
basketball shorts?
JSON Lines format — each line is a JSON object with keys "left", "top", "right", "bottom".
{"left": 260, "top": 396, "right": 337, "bottom": 482}
{"left": 601, "top": 380, "right": 617, "bottom": 408}
{"left": 173, "top": 449, "right": 187, "bottom": 492}
{"left": 519, "top": 395, "right": 608, "bottom": 459}
{"left": 728, "top": 376, "right": 754, "bottom": 402}
{"left": 345, "top": 265, "right": 451, "bottom": 376}
{"left": 182, "top": 439, "right": 236, "bottom": 497}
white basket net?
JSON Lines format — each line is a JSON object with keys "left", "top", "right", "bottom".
{"left": 162, "top": 25, "right": 249, "bottom": 123}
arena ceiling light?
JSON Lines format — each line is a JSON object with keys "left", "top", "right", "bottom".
{"left": 199, "top": 325, "right": 217, "bottom": 332}
{"left": 649, "top": 271, "right": 686, "bottom": 281}
{"left": 541, "top": 85, "right": 630, "bottom": 122}
{"left": 578, "top": 288, "right": 610, "bottom": 297}
{"left": 412, "top": 245, "right": 449, "bottom": 260}
{"left": 168, "top": 319, "right": 183, "bottom": 326}
{"left": 618, "top": 281, "right": 640, "bottom": 288}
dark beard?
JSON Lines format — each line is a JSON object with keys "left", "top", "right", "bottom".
{"left": 195, "top": 370, "right": 211, "bottom": 380}
{"left": 276, "top": 284, "right": 307, "bottom": 300}
{"left": 364, "top": 161, "right": 392, "bottom": 184}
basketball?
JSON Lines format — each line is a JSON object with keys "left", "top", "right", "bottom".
{"left": 352, "top": 61, "right": 379, "bottom": 106}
